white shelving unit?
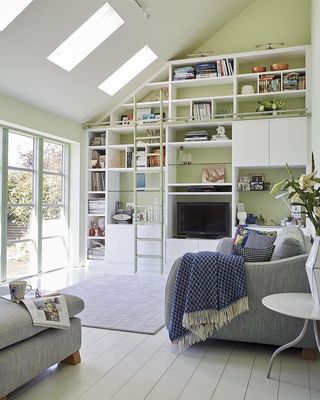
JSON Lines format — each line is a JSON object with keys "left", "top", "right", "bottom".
{"left": 85, "top": 45, "right": 311, "bottom": 268}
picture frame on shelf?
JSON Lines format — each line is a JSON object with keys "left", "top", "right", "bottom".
{"left": 239, "top": 176, "right": 250, "bottom": 183}
{"left": 201, "top": 166, "right": 225, "bottom": 183}
{"left": 250, "top": 181, "right": 264, "bottom": 191}
{"left": 121, "top": 115, "right": 129, "bottom": 125}
{"left": 251, "top": 174, "right": 264, "bottom": 183}
{"left": 137, "top": 107, "right": 152, "bottom": 121}
{"left": 263, "top": 182, "right": 272, "bottom": 191}
{"left": 237, "top": 182, "right": 251, "bottom": 191}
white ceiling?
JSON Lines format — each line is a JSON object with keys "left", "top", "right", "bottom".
{"left": 0, "top": 0, "right": 254, "bottom": 123}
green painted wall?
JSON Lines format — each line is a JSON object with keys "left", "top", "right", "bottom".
{"left": 195, "top": 0, "right": 311, "bottom": 55}
{"left": 0, "top": 92, "right": 82, "bottom": 142}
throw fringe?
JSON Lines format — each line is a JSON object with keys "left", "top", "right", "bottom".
{"left": 173, "top": 296, "right": 249, "bottom": 351}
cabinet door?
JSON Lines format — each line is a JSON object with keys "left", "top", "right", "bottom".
{"left": 106, "top": 224, "right": 134, "bottom": 263}
{"left": 269, "top": 117, "right": 308, "bottom": 166}
{"left": 232, "top": 120, "right": 269, "bottom": 166}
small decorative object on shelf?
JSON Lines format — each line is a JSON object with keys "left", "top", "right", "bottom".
{"left": 211, "top": 125, "right": 228, "bottom": 141}
{"left": 271, "top": 153, "right": 320, "bottom": 305}
{"left": 237, "top": 202, "right": 247, "bottom": 225}
{"left": 241, "top": 85, "right": 254, "bottom": 94}
{"left": 270, "top": 63, "right": 289, "bottom": 71}
{"left": 256, "top": 99, "right": 285, "bottom": 114}
{"left": 252, "top": 66, "right": 266, "bottom": 73}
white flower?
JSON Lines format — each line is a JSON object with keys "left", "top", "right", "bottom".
{"left": 298, "top": 172, "right": 317, "bottom": 191}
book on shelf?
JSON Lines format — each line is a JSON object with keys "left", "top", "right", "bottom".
{"left": 136, "top": 150, "right": 147, "bottom": 167}
{"left": 91, "top": 172, "right": 105, "bottom": 191}
{"left": 173, "top": 66, "right": 195, "bottom": 80}
{"left": 127, "top": 151, "right": 133, "bottom": 168}
{"left": 192, "top": 102, "right": 211, "bottom": 120}
{"left": 184, "top": 130, "right": 209, "bottom": 141}
{"left": 283, "top": 72, "right": 302, "bottom": 90}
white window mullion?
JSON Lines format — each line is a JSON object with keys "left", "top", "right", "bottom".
{"left": 0, "top": 128, "right": 8, "bottom": 281}
{"left": 35, "top": 138, "right": 43, "bottom": 274}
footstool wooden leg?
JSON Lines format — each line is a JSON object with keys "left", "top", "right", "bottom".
{"left": 61, "top": 351, "right": 81, "bottom": 365}
{"left": 302, "top": 348, "right": 316, "bottom": 360}
{"left": 0, "top": 396, "right": 8, "bottom": 400}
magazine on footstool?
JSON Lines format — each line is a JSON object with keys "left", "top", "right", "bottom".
{"left": 1, "top": 292, "right": 70, "bottom": 329}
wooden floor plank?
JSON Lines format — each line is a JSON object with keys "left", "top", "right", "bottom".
{"left": 111, "top": 341, "right": 180, "bottom": 400}
{"left": 144, "top": 343, "right": 208, "bottom": 400}
{"left": 211, "top": 344, "right": 257, "bottom": 400}
{"left": 308, "top": 358, "right": 320, "bottom": 400}
{"left": 178, "top": 341, "right": 233, "bottom": 400}
{"left": 244, "top": 346, "right": 280, "bottom": 400}
{"left": 78, "top": 329, "right": 168, "bottom": 400}
{"left": 278, "top": 349, "right": 310, "bottom": 400}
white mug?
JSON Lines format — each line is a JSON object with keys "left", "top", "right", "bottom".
{"left": 9, "top": 280, "right": 32, "bottom": 301}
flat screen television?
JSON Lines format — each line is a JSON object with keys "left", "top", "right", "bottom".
{"left": 177, "top": 202, "right": 230, "bottom": 238}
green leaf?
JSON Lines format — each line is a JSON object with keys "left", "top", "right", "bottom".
{"left": 285, "top": 162, "right": 295, "bottom": 180}
{"left": 270, "top": 180, "right": 286, "bottom": 195}
{"left": 312, "top": 152, "right": 315, "bottom": 173}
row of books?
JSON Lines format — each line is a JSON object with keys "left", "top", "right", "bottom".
{"left": 184, "top": 130, "right": 209, "bottom": 142}
{"left": 258, "top": 72, "right": 306, "bottom": 93}
{"left": 283, "top": 72, "right": 305, "bottom": 90}
{"left": 91, "top": 172, "right": 106, "bottom": 192}
{"left": 258, "top": 75, "right": 281, "bottom": 93}
{"left": 173, "top": 59, "right": 234, "bottom": 81}
{"left": 192, "top": 102, "right": 212, "bottom": 120}
{"left": 88, "top": 198, "right": 105, "bottom": 214}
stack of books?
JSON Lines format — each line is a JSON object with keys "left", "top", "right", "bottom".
{"left": 173, "top": 66, "right": 195, "bottom": 80}
{"left": 283, "top": 72, "right": 303, "bottom": 90}
{"left": 195, "top": 63, "right": 217, "bottom": 79}
{"left": 88, "top": 198, "right": 105, "bottom": 214}
{"left": 88, "top": 243, "right": 105, "bottom": 260}
{"left": 216, "top": 59, "right": 233, "bottom": 76}
{"left": 184, "top": 131, "right": 209, "bottom": 142}
{"left": 192, "top": 102, "right": 212, "bottom": 120}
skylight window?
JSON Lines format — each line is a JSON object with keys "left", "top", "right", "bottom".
{"left": 98, "top": 45, "right": 158, "bottom": 96}
{"left": 0, "top": 0, "right": 34, "bottom": 31}
{"left": 47, "top": 2, "right": 124, "bottom": 72}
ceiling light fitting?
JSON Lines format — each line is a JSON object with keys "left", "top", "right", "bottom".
{"left": 256, "top": 42, "right": 285, "bottom": 50}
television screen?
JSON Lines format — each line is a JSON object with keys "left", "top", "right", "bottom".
{"left": 177, "top": 202, "right": 230, "bottom": 238}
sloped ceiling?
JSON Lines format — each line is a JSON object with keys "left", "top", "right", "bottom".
{"left": 0, "top": 0, "right": 254, "bottom": 123}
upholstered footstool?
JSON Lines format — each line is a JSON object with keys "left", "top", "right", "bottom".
{"left": 0, "top": 294, "right": 84, "bottom": 399}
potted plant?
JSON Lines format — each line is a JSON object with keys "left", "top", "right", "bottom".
{"left": 271, "top": 154, "right": 320, "bottom": 305}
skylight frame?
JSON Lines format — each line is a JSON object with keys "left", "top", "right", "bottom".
{"left": 98, "top": 45, "right": 158, "bottom": 96}
{"left": 47, "top": 2, "right": 124, "bottom": 72}
{"left": 0, "top": 0, "right": 34, "bottom": 31}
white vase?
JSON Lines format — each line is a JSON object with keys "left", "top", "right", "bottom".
{"left": 306, "top": 235, "right": 320, "bottom": 306}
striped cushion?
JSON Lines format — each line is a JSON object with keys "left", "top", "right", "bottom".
{"left": 232, "top": 244, "right": 275, "bottom": 262}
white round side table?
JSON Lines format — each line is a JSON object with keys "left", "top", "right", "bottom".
{"left": 262, "top": 292, "right": 320, "bottom": 378}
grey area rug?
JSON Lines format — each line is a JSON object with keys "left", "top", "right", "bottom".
{"left": 61, "top": 275, "right": 167, "bottom": 335}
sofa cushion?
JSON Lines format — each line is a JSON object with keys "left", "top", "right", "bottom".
{"left": 232, "top": 244, "right": 275, "bottom": 262}
{"left": 245, "top": 230, "right": 277, "bottom": 249}
{"left": 0, "top": 293, "right": 84, "bottom": 351}
{"left": 233, "top": 226, "right": 277, "bottom": 247}
{"left": 271, "top": 225, "right": 306, "bottom": 260}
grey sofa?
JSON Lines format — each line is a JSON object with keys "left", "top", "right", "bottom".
{"left": 0, "top": 294, "right": 84, "bottom": 400}
{"left": 165, "top": 227, "right": 316, "bottom": 350}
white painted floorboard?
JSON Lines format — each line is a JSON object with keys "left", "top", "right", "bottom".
{"left": 5, "top": 265, "right": 320, "bottom": 400}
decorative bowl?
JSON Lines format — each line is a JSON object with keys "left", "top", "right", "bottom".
{"left": 252, "top": 66, "right": 266, "bottom": 73}
{"left": 270, "top": 63, "right": 289, "bottom": 71}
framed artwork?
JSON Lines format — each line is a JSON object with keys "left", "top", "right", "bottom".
{"left": 250, "top": 181, "right": 264, "bottom": 191}
{"left": 137, "top": 107, "right": 152, "bottom": 121}
{"left": 239, "top": 176, "right": 250, "bottom": 183}
{"left": 201, "top": 166, "right": 225, "bottom": 183}
{"left": 237, "top": 182, "right": 250, "bottom": 191}
{"left": 251, "top": 174, "right": 265, "bottom": 182}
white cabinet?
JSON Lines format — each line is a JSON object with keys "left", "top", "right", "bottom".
{"left": 269, "top": 117, "right": 308, "bottom": 166}
{"left": 233, "top": 120, "right": 269, "bottom": 167}
{"left": 106, "top": 225, "right": 134, "bottom": 263}
{"left": 232, "top": 117, "right": 308, "bottom": 167}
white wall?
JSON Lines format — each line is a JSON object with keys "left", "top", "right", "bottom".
{"left": 312, "top": 0, "right": 320, "bottom": 169}
{"left": 0, "top": 91, "right": 86, "bottom": 267}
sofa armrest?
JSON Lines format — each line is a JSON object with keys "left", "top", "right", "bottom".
{"left": 216, "top": 237, "right": 233, "bottom": 254}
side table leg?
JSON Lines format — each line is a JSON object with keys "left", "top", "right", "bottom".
{"left": 313, "top": 320, "right": 320, "bottom": 353}
{"left": 267, "top": 319, "right": 309, "bottom": 378}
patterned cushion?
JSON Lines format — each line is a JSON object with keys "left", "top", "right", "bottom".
{"left": 233, "top": 226, "right": 277, "bottom": 247}
{"left": 245, "top": 230, "right": 277, "bottom": 249}
{"left": 232, "top": 244, "right": 275, "bottom": 262}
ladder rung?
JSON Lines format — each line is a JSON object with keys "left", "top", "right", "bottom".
{"left": 134, "top": 204, "right": 162, "bottom": 207}
{"left": 135, "top": 136, "right": 160, "bottom": 141}
{"left": 136, "top": 254, "right": 162, "bottom": 259}
{"left": 136, "top": 188, "right": 163, "bottom": 192}
{"left": 136, "top": 238, "right": 162, "bottom": 242}
{"left": 134, "top": 169, "right": 162, "bottom": 174}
